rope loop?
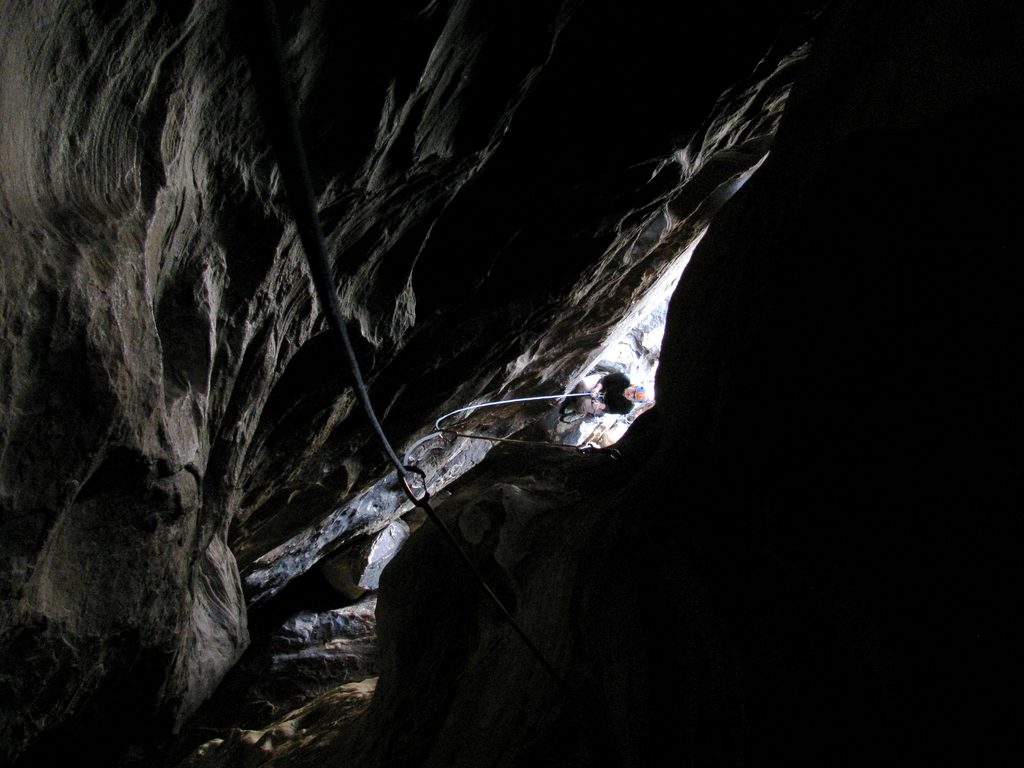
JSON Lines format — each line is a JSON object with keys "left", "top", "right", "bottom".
{"left": 400, "top": 464, "right": 430, "bottom": 506}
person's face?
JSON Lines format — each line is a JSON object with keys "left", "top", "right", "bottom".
{"left": 625, "top": 385, "right": 646, "bottom": 402}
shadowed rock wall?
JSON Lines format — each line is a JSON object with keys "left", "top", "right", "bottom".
{"left": 218, "top": 1, "right": 1016, "bottom": 766}
{"left": 5, "top": 0, "right": 1018, "bottom": 765}
{"left": 1, "top": 0, "right": 820, "bottom": 764}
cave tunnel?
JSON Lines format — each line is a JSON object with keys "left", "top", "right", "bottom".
{"left": 0, "top": 1, "right": 1019, "bottom": 766}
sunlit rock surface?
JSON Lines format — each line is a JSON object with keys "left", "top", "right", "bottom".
{"left": 319, "top": 520, "right": 411, "bottom": 600}
{"left": 176, "top": 679, "right": 377, "bottom": 768}
{"left": 2, "top": 0, "right": 1019, "bottom": 765}
{"left": 172, "top": 593, "right": 378, "bottom": 754}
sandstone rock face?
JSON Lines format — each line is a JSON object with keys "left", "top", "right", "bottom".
{"left": 319, "top": 520, "right": 411, "bottom": 600}
{"left": 176, "top": 679, "right": 377, "bottom": 768}
{"left": 1, "top": 1, "right": 815, "bottom": 761}
{"left": 326, "top": 3, "right": 1021, "bottom": 767}
{"left": 3, "top": 0, "right": 1017, "bottom": 765}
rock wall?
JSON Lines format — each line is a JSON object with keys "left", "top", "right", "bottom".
{"left": 178, "top": 1, "right": 1018, "bottom": 766}
{"left": 1, "top": 0, "right": 820, "bottom": 763}
{"left": 4, "top": 0, "right": 1018, "bottom": 765}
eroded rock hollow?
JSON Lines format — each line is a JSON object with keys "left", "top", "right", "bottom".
{"left": 1, "top": 1, "right": 1018, "bottom": 766}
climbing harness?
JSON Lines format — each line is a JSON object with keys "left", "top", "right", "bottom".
{"left": 243, "top": 0, "right": 568, "bottom": 694}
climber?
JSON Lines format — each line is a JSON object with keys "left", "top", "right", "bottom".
{"left": 589, "top": 371, "right": 646, "bottom": 415}
{"left": 560, "top": 372, "right": 646, "bottom": 421}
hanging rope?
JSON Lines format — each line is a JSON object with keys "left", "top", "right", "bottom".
{"left": 440, "top": 430, "right": 619, "bottom": 459}
{"left": 442, "top": 429, "right": 592, "bottom": 450}
{"left": 404, "top": 428, "right": 612, "bottom": 467}
{"left": 399, "top": 392, "right": 606, "bottom": 465}
{"left": 241, "top": 0, "right": 568, "bottom": 694}
{"left": 435, "top": 392, "right": 592, "bottom": 431}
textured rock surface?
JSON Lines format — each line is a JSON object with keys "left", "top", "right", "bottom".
{"left": 176, "top": 679, "right": 377, "bottom": 768}
{"left": 1, "top": 1, "right": 817, "bottom": 762}
{"left": 170, "top": 594, "right": 379, "bottom": 759}
{"left": 3, "top": 0, "right": 1018, "bottom": 765}
{"left": 329, "top": 3, "right": 1020, "bottom": 767}
{"left": 175, "top": 2, "right": 1020, "bottom": 766}
{"left": 318, "top": 520, "right": 411, "bottom": 599}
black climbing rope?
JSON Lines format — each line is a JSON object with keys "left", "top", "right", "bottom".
{"left": 240, "top": 0, "right": 568, "bottom": 693}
